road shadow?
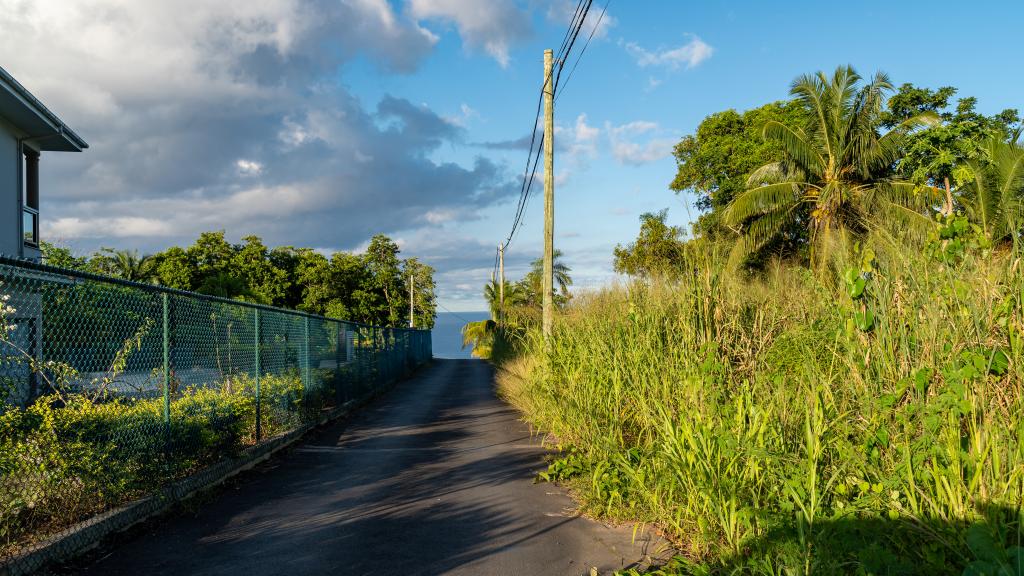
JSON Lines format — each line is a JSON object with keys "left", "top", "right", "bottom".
{"left": 66, "top": 359, "right": 650, "bottom": 575}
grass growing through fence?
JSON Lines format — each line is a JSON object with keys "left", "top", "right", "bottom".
{"left": 497, "top": 232, "right": 1024, "bottom": 575}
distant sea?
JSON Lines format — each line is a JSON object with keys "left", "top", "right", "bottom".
{"left": 431, "top": 311, "right": 490, "bottom": 359}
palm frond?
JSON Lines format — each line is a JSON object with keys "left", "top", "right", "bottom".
{"left": 762, "top": 122, "right": 825, "bottom": 176}
{"left": 723, "top": 182, "right": 803, "bottom": 226}
{"left": 726, "top": 207, "right": 793, "bottom": 268}
{"left": 746, "top": 162, "right": 789, "bottom": 186}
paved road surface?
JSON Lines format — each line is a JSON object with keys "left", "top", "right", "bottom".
{"left": 75, "top": 359, "right": 663, "bottom": 576}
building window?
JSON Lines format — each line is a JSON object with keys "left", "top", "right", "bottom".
{"left": 22, "top": 207, "right": 38, "bottom": 246}
{"left": 23, "top": 148, "right": 39, "bottom": 247}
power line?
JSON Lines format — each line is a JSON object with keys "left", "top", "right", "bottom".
{"left": 501, "top": 1, "right": 588, "bottom": 252}
{"left": 553, "top": 0, "right": 592, "bottom": 94}
{"left": 435, "top": 300, "right": 477, "bottom": 326}
{"left": 556, "top": 0, "right": 610, "bottom": 102}
{"left": 497, "top": 0, "right": 596, "bottom": 257}
{"left": 555, "top": 0, "right": 587, "bottom": 62}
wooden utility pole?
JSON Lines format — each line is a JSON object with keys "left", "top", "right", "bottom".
{"left": 498, "top": 242, "right": 505, "bottom": 324}
{"left": 409, "top": 273, "right": 415, "bottom": 328}
{"left": 542, "top": 48, "right": 555, "bottom": 341}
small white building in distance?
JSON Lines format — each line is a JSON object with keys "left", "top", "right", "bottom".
{"left": 0, "top": 65, "right": 87, "bottom": 261}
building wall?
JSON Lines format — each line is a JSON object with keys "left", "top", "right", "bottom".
{"left": 0, "top": 120, "right": 20, "bottom": 258}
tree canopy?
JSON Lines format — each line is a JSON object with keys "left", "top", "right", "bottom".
{"left": 671, "top": 68, "right": 1022, "bottom": 269}
{"left": 40, "top": 232, "right": 437, "bottom": 329}
{"left": 670, "top": 100, "right": 807, "bottom": 237}
{"left": 613, "top": 209, "right": 687, "bottom": 278}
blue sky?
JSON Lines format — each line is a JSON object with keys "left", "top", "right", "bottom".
{"left": 4, "top": 0, "right": 1022, "bottom": 311}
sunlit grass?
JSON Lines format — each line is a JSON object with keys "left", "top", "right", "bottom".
{"left": 498, "top": 236, "right": 1024, "bottom": 575}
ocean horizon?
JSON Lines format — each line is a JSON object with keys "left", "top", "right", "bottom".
{"left": 430, "top": 311, "right": 491, "bottom": 359}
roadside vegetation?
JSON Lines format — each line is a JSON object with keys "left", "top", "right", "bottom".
{"left": 2, "top": 230, "right": 434, "bottom": 557}
{"left": 40, "top": 231, "right": 437, "bottom": 329}
{"left": 476, "top": 67, "right": 1024, "bottom": 574}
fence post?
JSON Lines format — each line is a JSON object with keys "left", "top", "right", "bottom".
{"left": 162, "top": 293, "right": 170, "bottom": 425}
{"left": 303, "top": 315, "right": 310, "bottom": 392}
{"left": 254, "top": 308, "right": 262, "bottom": 442}
{"left": 339, "top": 317, "right": 348, "bottom": 403}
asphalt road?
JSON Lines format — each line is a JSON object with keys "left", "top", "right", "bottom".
{"left": 75, "top": 359, "right": 663, "bottom": 576}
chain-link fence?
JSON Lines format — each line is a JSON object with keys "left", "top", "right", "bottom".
{"left": 0, "top": 255, "right": 431, "bottom": 573}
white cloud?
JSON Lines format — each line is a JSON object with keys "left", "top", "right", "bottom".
{"left": 408, "top": 0, "right": 532, "bottom": 67}
{"left": 50, "top": 216, "right": 177, "bottom": 238}
{"left": 565, "top": 113, "right": 600, "bottom": 162}
{"left": 574, "top": 113, "right": 599, "bottom": 143}
{"left": 625, "top": 35, "right": 713, "bottom": 70}
{"left": 608, "top": 121, "right": 658, "bottom": 138}
{"left": 445, "top": 103, "right": 481, "bottom": 127}
{"left": 422, "top": 208, "right": 459, "bottom": 224}
{"left": 606, "top": 120, "right": 675, "bottom": 166}
{"left": 0, "top": 0, "right": 517, "bottom": 256}
{"left": 236, "top": 159, "right": 263, "bottom": 177}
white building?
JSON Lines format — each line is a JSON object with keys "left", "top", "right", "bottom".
{"left": 0, "top": 65, "right": 87, "bottom": 261}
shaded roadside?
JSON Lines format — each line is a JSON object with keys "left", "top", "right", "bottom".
{"left": 66, "top": 359, "right": 665, "bottom": 576}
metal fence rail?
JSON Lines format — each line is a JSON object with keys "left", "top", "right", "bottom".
{"left": 0, "top": 255, "right": 431, "bottom": 569}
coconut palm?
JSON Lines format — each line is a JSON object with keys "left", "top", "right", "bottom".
{"left": 461, "top": 319, "right": 496, "bottom": 359}
{"left": 524, "top": 250, "right": 572, "bottom": 302}
{"left": 483, "top": 279, "right": 527, "bottom": 320}
{"left": 92, "top": 248, "right": 156, "bottom": 282}
{"left": 723, "top": 65, "right": 940, "bottom": 267}
{"left": 960, "top": 136, "right": 1024, "bottom": 247}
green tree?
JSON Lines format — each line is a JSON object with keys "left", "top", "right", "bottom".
{"left": 484, "top": 279, "right": 527, "bottom": 321}
{"left": 72, "top": 230, "right": 436, "bottom": 328}
{"left": 151, "top": 246, "right": 195, "bottom": 290}
{"left": 882, "top": 84, "right": 1021, "bottom": 214}
{"left": 403, "top": 258, "right": 437, "bottom": 329}
{"left": 188, "top": 231, "right": 235, "bottom": 272}
{"left": 89, "top": 248, "right": 156, "bottom": 282}
{"left": 232, "top": 235, "right": 288, "bottom": 305}
{"left": 960, "top": 136, "right": 1024, "bottom": 246}
{"left": 671, "top": 100, "right": 807, "bottom": 237}
{"left": 268, "top": 246, "right": 304, "bottom": 309}
{"left": 613, "top": 209, "right": 687, "bottom": 278}
{"left": 39, "top": 241, "right": 87, "bottom": 270}
{"left": 519, "top": 250, "right": 572, "bottom": 308}
{"left": 723, "top": 65, "right": 940, "bottom": 267}
{"left": 288, "top": 249, "right": 334, "bottom": 315}
{"left": 461, "top": 319, "right": 496, "bottom": 359}
{"left": 331, "top": 251, "right": 371, "bottom": 321}
{"left": 364, "top": 235, "right": 403, "bottom": 326}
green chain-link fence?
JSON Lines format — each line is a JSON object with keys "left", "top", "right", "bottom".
{"left": 0, "top": 255, "right": 431, "bottom": 572}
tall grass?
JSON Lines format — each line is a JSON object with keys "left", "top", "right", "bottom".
{"left": 497, "top": 236, "right": 1024, "bottom": 575}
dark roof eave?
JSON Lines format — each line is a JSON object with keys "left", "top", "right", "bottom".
{"left": 0, "top": 65, "right": 88, "bottom": 152}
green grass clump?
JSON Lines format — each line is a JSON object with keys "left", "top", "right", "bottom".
{"left": 500, "top": 239, "right": 1024, "bottom": 575}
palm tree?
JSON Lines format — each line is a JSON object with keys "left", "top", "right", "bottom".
{"left": 483, "top": 279, "right": 527, "bottom": 320}
{"left": 461, "top": 319, "right": 496, "bottom": 359}
{"left": 526, "top": 249, "right": 572, "bottom": 301}
{"left": 723, "top": 65, "right": 939, "bottom": 267}
{"left": 93, "top": 248, "right": 156, "bottom": 282}
{"left": 960, "top": 136, "right": 1024, "bottom": 247}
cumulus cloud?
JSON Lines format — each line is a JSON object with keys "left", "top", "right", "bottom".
{"left": 624, "top": 35, "right": 713, "bottom": 70}
{"left": 0, "top": 0, "right": 518, "bottom": 255}
{"left": 606, "top": 120, "right": 675, "bottom": 166}
{"left": 575, "top": 115, "right": 599, "bottom": 140}
{"left": 407, "top": 0, "right": 532, "bottom": 67}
